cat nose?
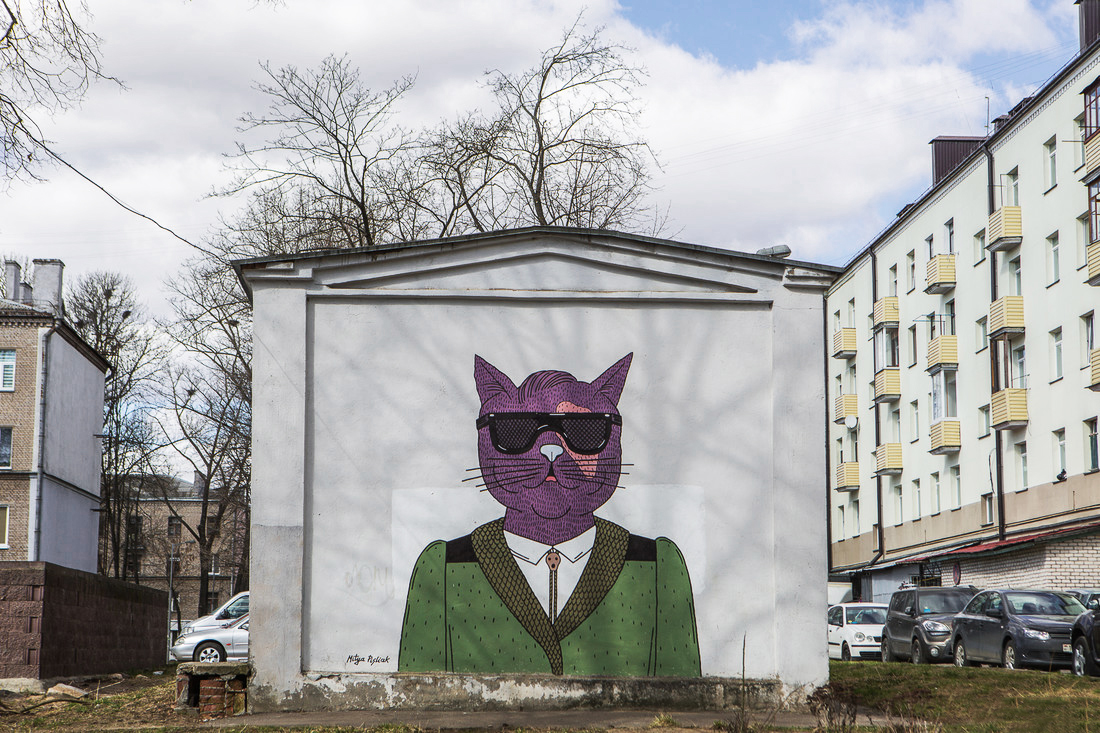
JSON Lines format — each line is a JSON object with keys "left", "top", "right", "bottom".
{"left": 540, "top": 444, "right": 564, "bottom": 463}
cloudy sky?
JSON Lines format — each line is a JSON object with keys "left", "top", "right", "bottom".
{"left": 0, "top": 0, "right": 1081, "bottom": 313}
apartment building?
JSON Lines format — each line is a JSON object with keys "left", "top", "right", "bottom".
{"left": 0, "top": 260, "right": 108, "bottom": 573}
{"left": 827, "top": 1, "right": 1100, "bottom": 601}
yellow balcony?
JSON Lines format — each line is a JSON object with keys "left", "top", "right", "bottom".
{"left": 926, "top": 335, "right": 958, "bottom": 373}
{"left": 873, "top": 297, "right": 899, "bottom": 327}
{"left": 1088, "top": 241, "right": 1100, "bottom": 287}
{"left": 1090, "top": 348, "right": 1100, "bottom": 392}
{"left": 874, "top": 368, "right": 901, "bottom": 403}
{"left": 875, "top": 443, "right": 903, "bottom": 475}
{"left": 989, "top": 295, "right": 1025, "bottom": 338}
{"left": 991, "top": 388, "right": 1028, "bottom": 430}
{"left": 1086, "top": 134, "right": 1100, "bottom": 179}
{"left": 925, "top": 254, "right": 956, "bottom": 294}
{"left": 929, "top": 419, "right": 961, "bottom": 454}
{"left": 833, "top": 394, "right": 858, "bottom": 424}
{"left": 832, "top": 328, "right": 857, "bottom": 359}
{"left": 987, "top": 206, "right": 1022, "bottom": 252}
{"left": 835, "top": 462, "right": 860, "bottom": 491}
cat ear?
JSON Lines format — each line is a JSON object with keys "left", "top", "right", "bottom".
{"left": 474, "top": 355, "right": 518, "bottom": 405}
{"left": 591, "top": 353, "right": 633, "bottom": 407}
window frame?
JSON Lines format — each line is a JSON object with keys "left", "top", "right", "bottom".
{"left": 0, "top": 427, "right": 11, "bottom": 470}
{"left": 0, "top": 350, "right": 14, "bottom": 392}
{"left": 0, "top": 504, "right": 7, "bottom": 548}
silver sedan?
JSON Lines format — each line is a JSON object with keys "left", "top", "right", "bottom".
{"left": 171, "top": 615, "right": 249, "bottom": 662}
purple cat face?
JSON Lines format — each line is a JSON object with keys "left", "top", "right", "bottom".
{"left": 473, "top": 354, "right": 632, "bottom": 543}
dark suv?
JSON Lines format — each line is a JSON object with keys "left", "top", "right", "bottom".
{"left": 881, "top": 586, "right": 977, "bottom": 664}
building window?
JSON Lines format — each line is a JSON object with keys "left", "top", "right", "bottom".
{"left": 976, "top": 317, "right": 988, "bottom": 352}
{"left": 894, "top": 483, "right": 904, "bottom": 525}
{"left": 981, "top": 494, "right": 994, "bottom": 525}
{"left": 1090, "top": 181, "right": 1100, "bottom": 243}
{"left": 0, "top": 505, "right": 7, "bottom": 547}
{"left": 1047, "top": 232, "right": 1060, "bottom": 284}
{"left": 1045, "top": 136, "right": 1058, "bottom": 189}
{"left": 210, "top": 553, "right": 221, "bottom": 576}
{"left": 1011, "top": 343, "right": 1027, "bottom": 389}
{"left": 852, "top": 499, "right": 859, "bottom": 535}
{"left": 1086, "top": 79, "right": 1100, "bottom": 141}
{"left": 979, "top": 405, "right": 991, "bottom": 438}
{"left": 837, "top": 505, "right": 845, "bottom": 538}
{"left": 1015, "top": 441, "right": 1029, "bottom": 491}
{"left": 1050, "top": 328, "right": 1063, "bottom": 381}
{"left": 207, "top": 592, "right": 221, "bottom": 615}
{"left": 847, "top": 298, "right": 856, "bottom": 327}
{"left": 124, "top": 548, "right": 143, "bottom": 578}
{"left": 1080, "top": 213, "right": 1091, "bottom": 269}
{"left": 931, "top": 472, "right": 941, "bottom": 514}
{"left": 0, "top": 428, "right": 11, "bottom": 469}
{"left": 1005, "top": 168, "right": 1019, "bottom": 206}
{"left": 910, "top": 400, "right": 920, "bottom": 439}
{"left": 166, "top": 555, "right": 181, "bottom": 578}
{"left": 167, "top": 515, "right": 181, "bottom": 540}
{"left": 1086, "top": 418, "right": 1099, "bottom": 472}
{"left": 1054, "top": 429, "right": 1067, "bottom": 479}
{"left": 875, "top": 327, "right": 900, "bottom": 369}
{"left": 0, "top": 351, "right": 13, "bottom": 392}
{"left": 951, "top": 466, "right": 962, "bottom": 508}
{"left": 1076, "top": 114, "right": 1087, "bottom": 169}
{"left": 1084, "top": 312, "right": 1096, "bottom": 367}
{"left": 908, "top": 325, "right": 918, "bottom": 366}
{"left": 925, "top": 235, "right": 935, "bottom": 259}
{"left": 974, "top": 229, "right": 987, "bottom": 265}
{"left": 931, "top": 370, "right": 958, "bottom": 421}
{"left": 888, "top": 264, "right": 898, "bottom": 297}
{"left": 945, "top": 219, "right": 955, "bottom": 253}
{"left": 1008, "top": 256, "right": 1023, "bottom": 295}
{"left": 906, "top": 250, "right": 916, "bottom": 291}
{"left": 912, "top": 479, "right": 921, "bottom": 519}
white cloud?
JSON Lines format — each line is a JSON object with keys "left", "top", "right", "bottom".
{"left": 0, "top": 0, "right": 1081, "bottom": 311}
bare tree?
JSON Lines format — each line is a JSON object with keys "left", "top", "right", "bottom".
{"left": 66, "top": 271, "right": 166, "bottom": 579}
{"left": 429, "top": 21, "right": 661, "bottom": 234}
{"left": 0, "top": 0, "right": 116, "bottom": 184}
{"left": 221, "top": 54, "right": 416, "bottom": 249}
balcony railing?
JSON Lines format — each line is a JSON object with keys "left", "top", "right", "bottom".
{"left": 925, "top": 254, "right": 956, "bottom": 294}
{"left": 1090, "top": 348, "right": 1100, "bottom": 392}
{"left": 987, "top": 206, "right": 1022, "bottom": 252}
{"left": 991, "top": 388, "right": 1028, "bottom": 430}
{"left": 1089, "top": 241, "right": 1100, "bottom": 287}
{"left": 875, "top": 443, "right": 903, "bottom": 475}
{"left": 989, "top": 295, "right": 1025, "bottom": 338}
{"left": 926, "top": 335, "right": 958, "bottom": 373}
{"left": 832, "top": 328, "right": 857, "bottom": 359}
{"left": 833, "top": 394, "right": 858, "bottom": 424}
{"left": 929, "top": 419, "right": 962, "bottom": 454}
{"left": 873, "top": 297, "right": 899, "bottom": 327}
{"left": 1086, "top": 134, "right": 1100, "bottom": 179}
{"left": 874, "top": 368, "right": 901, "bottom": 403}
{"left": 835, "top": 462, "right": 860, "bottom": 491}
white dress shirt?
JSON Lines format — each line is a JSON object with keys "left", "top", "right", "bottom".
{"left": 503, "top": 525, "right": 597, "bottom": 620}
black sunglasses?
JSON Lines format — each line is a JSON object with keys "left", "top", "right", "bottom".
{"left": 476, "top": 412, "right": 622, "bottom": 455}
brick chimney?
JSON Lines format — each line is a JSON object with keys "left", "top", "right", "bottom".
{"left": 3, "top": 261, "right": 21, "bottom": 302}
{"left": 1079, "top": 0, "right": 1100, "bottom": 51}
{"left": 31, "top": 259, "right": 64, "bottom": 318}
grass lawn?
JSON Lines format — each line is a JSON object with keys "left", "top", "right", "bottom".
{"left": 829, "top": 658, "right": 1100, "bottom": 732}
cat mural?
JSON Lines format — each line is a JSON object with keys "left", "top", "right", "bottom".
{"left": 398, "top": 354, "right": 701, "bottom": 676}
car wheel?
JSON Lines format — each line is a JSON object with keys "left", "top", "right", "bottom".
{"left": 881, "top": 636, "right": 896, "bottom": 662}
{"left": 954, "top": 639, "right": 973, "bottom": 668}
{"left": 911, "top": 638, "right": 926, "bottom": 665}
{"left": 1074, "top": 637, "right": 1098, "bottom": 677}
{"left": 1002, "top": 640, "right": 1018, "bottom": 670}
{"left": 841, "top": 642, "right": 852, "bottom": 662}
{"left": 194, "top": 642, "right": 226, "bottom": 663}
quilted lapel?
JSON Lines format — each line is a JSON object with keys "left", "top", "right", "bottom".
{"left": 470, "top": 519, "right": 563, "bottom": 674}
{"left": 553, "top": 518, "right": 629, "bottom": 640}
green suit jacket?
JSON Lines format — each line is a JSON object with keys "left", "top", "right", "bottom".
{"left": 398, "top": 517, "right": 700, "bottom": 676}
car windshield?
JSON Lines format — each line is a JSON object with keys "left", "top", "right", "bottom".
{"left": 919, "top": 591, "right": 969, "bottom": 614}
{"left": 846, "top": 607, "right": 886, "bottom": 625}
{"left": 1005, "top": 592, "right": 1085, "bottom": 616}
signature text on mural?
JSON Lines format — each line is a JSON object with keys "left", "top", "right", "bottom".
{"left": 346, "top": 653, "right": 391, "bottom": 666}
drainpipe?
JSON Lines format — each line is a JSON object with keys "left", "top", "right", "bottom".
{"left": 824, "top": 293, "right": 833, "bottom": 572}
{"left": 983, "top": 142, "right": 1008, "bottom": 541}
{"left": 30, "top": 324, "right": 57, "bottom": 561}
{"left": 870, "top": 250, "right": 885, "bottom": 564}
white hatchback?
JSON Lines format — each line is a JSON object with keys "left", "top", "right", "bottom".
{"left": 828, "top": 602, "right": 888, "bottom": 661}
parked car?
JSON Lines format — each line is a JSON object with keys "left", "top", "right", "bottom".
{"left": 1072, "top": 605, "right": 1100, "bottom": 676}
{"left": 171, "top": 615, "right": 249, "bottom": 662}
{"left": 828, "top": 603, "right": 888, "bottom": 661}
{"left": 182, "top": 591, "right": 249, "bottom": 636}
{"left": 881, "top": 586, "right": 977, "bottom": 664}
{"left": 1068, "top": 589, "right": 1100, "bottom": 610}
{"left": 951, "top": 589, "right": 1085, "bottom": 670}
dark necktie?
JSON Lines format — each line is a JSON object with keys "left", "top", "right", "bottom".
{"left": 545, "top": 549, "right": 561, "bottom": 622}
